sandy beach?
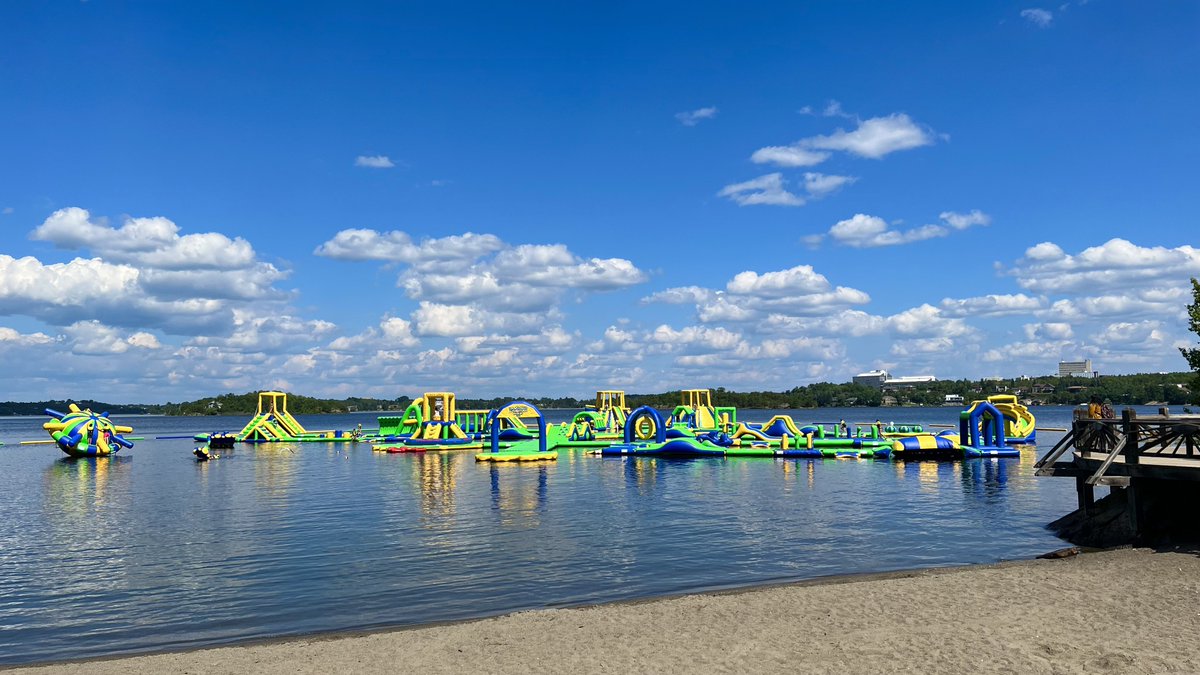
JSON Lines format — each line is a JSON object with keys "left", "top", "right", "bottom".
{"left": 10, "top": 547, "right": 1200, "bottom": 674}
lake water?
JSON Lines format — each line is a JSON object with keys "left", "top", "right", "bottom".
{"left": 0, "top": 404, "right": 1165, "bottom": 665}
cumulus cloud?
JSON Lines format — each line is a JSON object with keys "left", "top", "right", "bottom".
{"left": 0, "top": 326, "right": 57, "bottom": 346}
{"left": 640, "top": 286, "right": 713, "bottom": 305}
{"left": 3, "top": 208, "right": 297, "bottom": 336}
{"left": 718, "top": 173, "right": 805, "bottom": 207}
{"left": 63, "top": 320, "right": 161, "bottom": 356}
{"left": 727, "top": 266, "right": 835, "bottom": 297}
{"left": 675, "top": 106, "right": 718, "bottom": 126}
{"left": 940, "top": 210, "right": 991, "bottom": 230}
{"left": 355, "top": 155, "right": 395, "bottom": 168}
{"left": 887, "top": 304, "right": 975, "bottom": 339}
{"left": 1011, "top": 238, "right": 1200, "bottom": 294}
{"left": 752, "top": 113, "right": 936, "bottom": 169}
{"left": 803, "top": 172, "right": 857, "bottom": 198}
{"left": 749, "top": 146, "right": 831, "bottom": 168}
{"left": 1024, "top": 322, "right": 1074, "bottom": 340}
{"left": 804, "top": 113, "right": 935, "bottom": 158}
{"left": 33, "top": 207, "right": 262, "bottom": 271}
{"left": 1092, "top": 320, "right": 1168, "bottom": 350}
{"left": 827, "top": 214, "right": 945, "bottom": 248}
{"left": 815, "top": 210, "right": 991, "bottom": 248}
{"left": 643, "top": 263, "right": 871, "bottom": 328}
{"left": 314, "top": 229, "right": 505, "bottom": 264}
{"left": 940, "top": 293, "right": 1044, "bottom": 318}
{"left": 1020, "top": 8, "right": 1054, "bottom": 27}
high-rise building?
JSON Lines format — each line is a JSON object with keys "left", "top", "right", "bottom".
{"left": 1057, "top": 359, "right": 1094, "bottom": 378}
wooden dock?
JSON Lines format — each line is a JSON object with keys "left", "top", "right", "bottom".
{"left": 1036, "top": 408, "right": 1200, "bottom": 540}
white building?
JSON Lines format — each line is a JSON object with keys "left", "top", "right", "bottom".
{"left": 853, "top": 370, "right": 937, "bottom": 389}
{"left": 884, "top": 375, "right": 937, "bottom": 389}
{"left": 1058, "top": 359, "right": 1094, "bottom": 378}
{"left": 853, "top": 370, "right": 890, "bottom": 388}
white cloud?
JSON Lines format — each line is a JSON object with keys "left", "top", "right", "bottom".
{"left": 827, "top": 214, "right": 945, "bottom": 248}
{"left": 641, "top": 286, "right": 713, "bottom": 305}
{"left": 314, "top": 229, "right": 504, "bottom": 264}
{"left": 806, "top": 114, "right": 935, "bottom": 159}
{"left": 1011, "top": 238, "right": 1200, "bottom": 294}
{"left": 33, "top": 207, "right": 260, "bottom": 271}
{"left": 1, "top": 207, "right": 13, "bottom": 215}
{"left": 412, "top": 302, "right": 483, "bottom": 337}
{"left": 0, "top": 326, "right": 57, "bottom": 346}
{"left": 727, "top": 266, "right": 833, "bottom": 297}
{"left": 753, "top": 113, "right": 935, "bottom": 168}
{"left": 803, "top": 172, "right": 857, "bottom": 198}
{"left": 718, "top": 173, "right": 805, "bottom": 207}
{"left": 1024, "top": 322, "right": 1074, "bottom": 340}
{"left": 887, "top": 304, "right": 975, "bottom": 339}
{"left": 940, "top": 210, "right": 991, "bottom": 230}
{"left": 1020, "top": 8, "right": 1054, "bottom": 27}
{"left": 940, "top": 293, "right": 1044, "bottom": 318}
{"left": 1092, "top": 320, "right": 1168, "bottom": 350}
{"left": 354, "top": 155, "right": 395, "bottom": 168}
{"left": 8, "top": 207, "right": 295, "bottom": 338}
{"left": 819, "top": 210, "right": 990, "bottom": 248}
{"left": 63, "top": 320, "right": 162, "bottom": 355}
{"left": 675, "top": 106, "right": 718, "bottom": 126}
{"left": 750, "top": 146, "right": 831, "bottom": 168}
{"left": 643, "top": 263, "right": 872, "bottom": 328}
{"left": 492, "top": 244, "right": 648, "bottom": 289}
{"left": 891, "top": 337, "right": 957, "bottom": 357}
{"left": 822, "top": 100, "right": 850, "bottom": 118}
{"left": 982, "top": 339, "right": 1072, "bottom": 364}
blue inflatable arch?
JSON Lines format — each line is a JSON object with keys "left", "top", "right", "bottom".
{"left": 624, "top": 405, "right": 666, "bottom": 443}
{"left": 488, "top": 401, "right": 548, "bottom": 453}
{"left": 960, "top": 401, "right": 1007, "bottom": 449}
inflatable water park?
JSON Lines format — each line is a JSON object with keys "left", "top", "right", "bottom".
{"left": 22, "top": 389, "right": 1042, "bottom": 464}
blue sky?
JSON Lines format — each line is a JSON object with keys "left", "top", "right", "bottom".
{"left": 1, "top": 1, "right": 1198, "bottom": 402}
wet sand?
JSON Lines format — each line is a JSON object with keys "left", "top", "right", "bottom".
{"left": 11, "top": 547, "right": 1200, "bottom": 674}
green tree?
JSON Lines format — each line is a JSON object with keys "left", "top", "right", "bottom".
{"left": 1181, "top": 277, "right": 1200, "bottom": 404}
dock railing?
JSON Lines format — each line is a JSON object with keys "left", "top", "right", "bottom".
{"left": 1037, "top": 409, "right": 1200, "bottom": 484}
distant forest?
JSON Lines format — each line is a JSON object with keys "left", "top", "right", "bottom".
{"left": 0, "top": 372, "right": 1193, "bottom": 416}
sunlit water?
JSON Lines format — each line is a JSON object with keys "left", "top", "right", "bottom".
{"left": 0, "top": 405, "right": 1167, "bottom": 664}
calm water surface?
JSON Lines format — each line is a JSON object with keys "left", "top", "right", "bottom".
{"left": 0, "top": 405, "right": 1164, "bottom": 664}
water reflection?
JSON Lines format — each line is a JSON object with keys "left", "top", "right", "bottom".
{"left": 254, "top": 445, "right": 299, "bottom": 505}
{"left": 960, "top": 459, "right": 1011, "bottom": 502}
{"left": 776, "top": 458, "right": 817, "bottom": 488}
{"left": 414, "top": 452, "right": 461, "bottom": 521}
{"left": 624, "top": 457, "right": 662, "bottom": 494}
{"left": 42, "top": 456, "right": 131, "bottom": 517}
{"left": 489, "top": 463, "right": 548, "bottom": 527}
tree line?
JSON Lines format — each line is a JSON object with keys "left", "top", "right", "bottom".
{"left": 0, "top": 371, "right": 1193, "bottom": 417}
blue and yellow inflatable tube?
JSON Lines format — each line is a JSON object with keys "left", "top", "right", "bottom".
{"left": 890, "top": 433, "right": 961, "bottom": 460}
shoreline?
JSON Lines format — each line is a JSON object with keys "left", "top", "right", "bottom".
{"left": 10, "top": 547, "right": 1200, "bottom": 674}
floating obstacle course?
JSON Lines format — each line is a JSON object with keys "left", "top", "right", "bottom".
{"left": 236, "top": 391, "right": 359, "bottom": 443}
{"left": 563, "top": 390, "right": 632, "bottom": 447}
{"left": 475, "top": 400, "right": 559, "bottom": 462}
{"left": 667, "top": 389, "right": 736, "bottom": 432}
{"left": 375, "top": 392, "right": 487, "bottom": 453}
{"left": 30, "top": 386, "right": 1038, "bottom": 465}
